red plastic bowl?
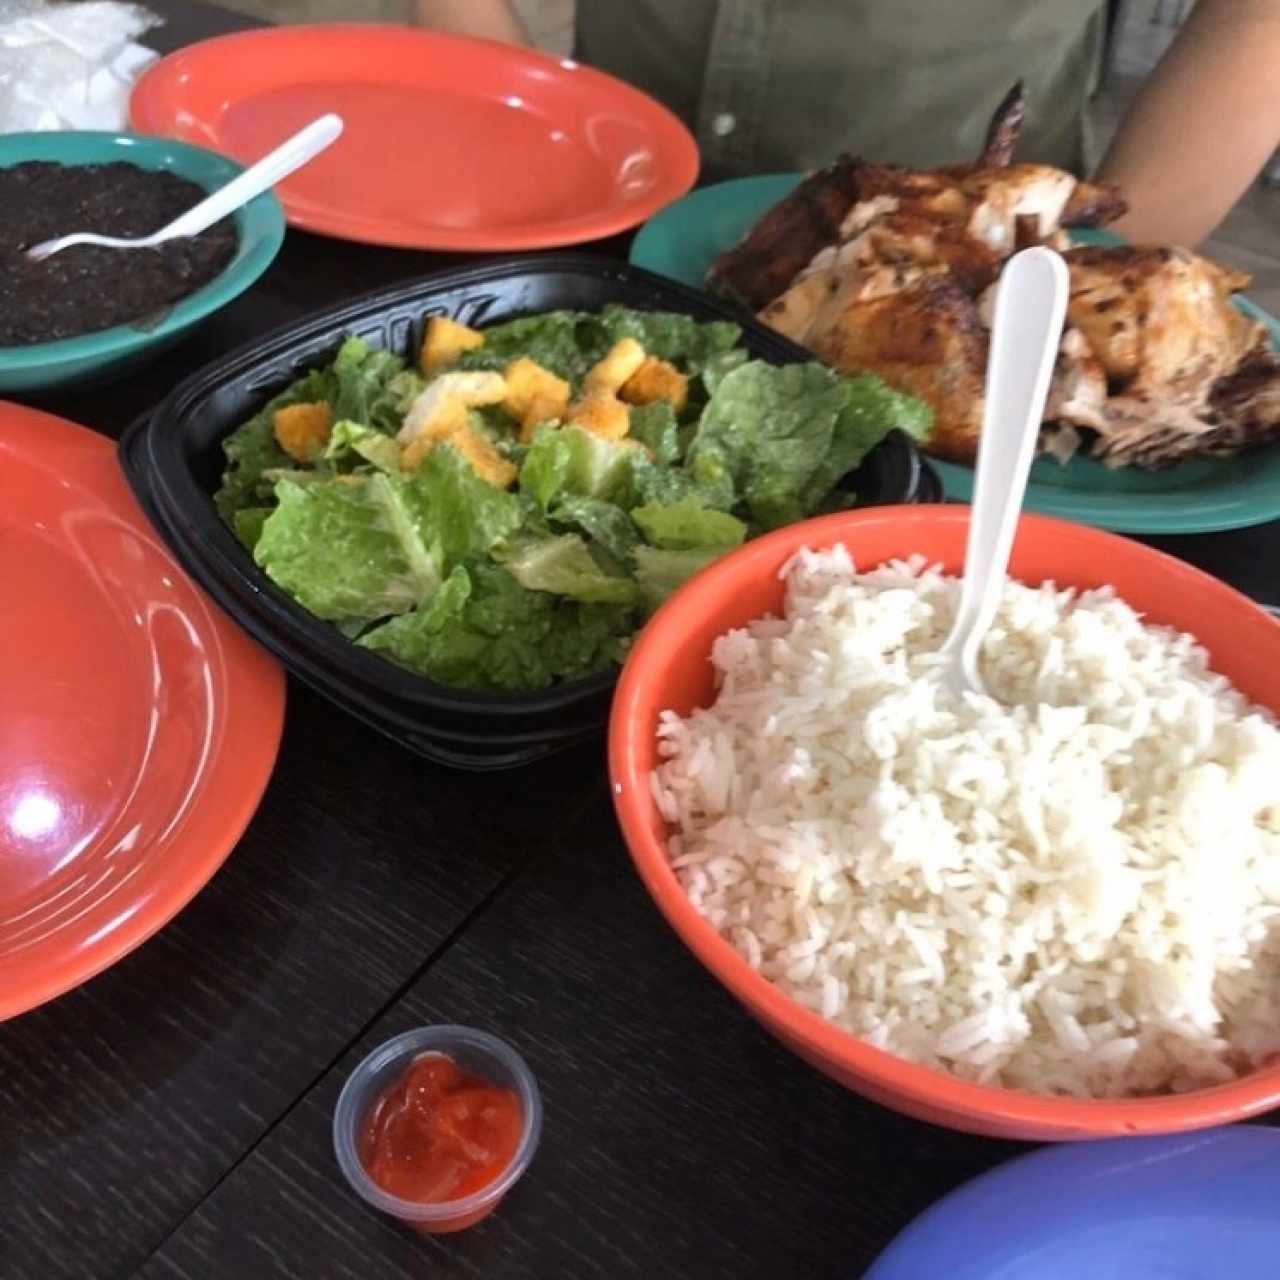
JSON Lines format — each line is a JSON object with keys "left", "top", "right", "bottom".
{"left": 609, "top": 506, "right": 1280, "bottom": 1140}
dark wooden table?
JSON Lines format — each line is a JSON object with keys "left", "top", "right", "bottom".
{"left": 4, "top": 6, "right": 1278, "bottom": 1278}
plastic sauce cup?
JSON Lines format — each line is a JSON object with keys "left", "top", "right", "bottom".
{"left": 333, "top": 1025, "right": 542, "bottom": 1233}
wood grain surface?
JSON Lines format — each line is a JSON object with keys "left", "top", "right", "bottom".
{"left": 0, "top": 689, "right": 602, "bottom": 1279}
{"left": 136, "top": 790, "right": 1028, "bottom": 1280}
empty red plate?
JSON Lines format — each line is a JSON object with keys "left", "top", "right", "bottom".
{"left": 0, "top": 404, "right": 284, "bottom": 1020}
{"left": 129, "top": 25, "right": 700, "bottom": 251}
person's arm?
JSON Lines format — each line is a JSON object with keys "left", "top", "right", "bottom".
{"left": 1098, "top": 0, "right": 1280, "bottom": 245}
{"left": 413, "top": 0, "right": 526, "bottom": 43}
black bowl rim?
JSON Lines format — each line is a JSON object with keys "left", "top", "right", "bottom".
{"left": 121, "top": 253, "right": 938, "bottom": 727}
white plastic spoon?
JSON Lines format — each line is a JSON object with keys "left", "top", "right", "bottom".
{"left": 25, "top": 113, "right": 344, "bottom": 262}
{"left": 937, "top": 245, "right": 1070, "bottom": 700}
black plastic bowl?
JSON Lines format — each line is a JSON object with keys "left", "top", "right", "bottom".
{"left": 121, "top": 255, "right": 941, "bottom": 769}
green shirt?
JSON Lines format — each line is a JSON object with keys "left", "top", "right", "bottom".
{"left": 576, "top": 0, "right": 1106, "bottom": 179}
{"left": 221, "top": 0, "right": 413, "bottom": 22}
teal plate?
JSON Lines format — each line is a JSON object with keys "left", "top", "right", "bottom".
{"left": 0, "top": 131, "right": 286, "bottom": 394}
{"left": 630, "top": 175, "right": 1280, "bottom": 534}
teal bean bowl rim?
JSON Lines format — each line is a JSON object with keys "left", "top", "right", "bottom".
{"left": 0, "top": 131, "right": 285, "bottom": 384}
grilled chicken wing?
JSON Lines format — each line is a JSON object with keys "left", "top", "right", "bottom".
{"left": 705, "top": 154, "right": 865, "bottom": 311}
{"left": 977, "top": 80, "right": 1026, "bottom": 168}
{"left": 1060, "top": 179, "right": 1128, "bottom": 228}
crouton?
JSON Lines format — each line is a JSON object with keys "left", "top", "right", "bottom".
{"left": 567, "top": 389, "right": 631, "bottom": 441}
{"left": 401, "top": 423, "right": 517, "bottom": 489}
{"left": 447, "top": 425, "right": 518, "bottom": 488}
{"left": 583, "top": 338, "right": 646, "bottom": 395}
{"left": 503, "top": 356, "right": 572, "bottom": 442}
{"left": 519, "top": 396, "right": 571, "bottom": 444}
{"left": 400, "top": 434, "right": 435, "bottom": 472}
{"left": 420, "top": 315, "right": 485, "bottom": 375}
{"left": 619, "top": 356, "right": 689, "bottom": 413}
{"left": 272, "top": 401, "right": 333, "bottom": 463}
{"left": 399, "top": 417, "right": 456, "bottom": 471}
{"left": 397, "top": 371, "right": 507, "bottom": 446}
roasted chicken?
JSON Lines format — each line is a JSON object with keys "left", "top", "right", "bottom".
{"left": 790, "top": 276, "right": 990, "bottom": 464}
{"left": 1211, "top": 352, "right": 1280, "bottom": 447}
{"left": 709, "top": 82, "right": 1279, "bottom": 471}
{"left": 1065, "top": 247, "right": 1260, "bottom": 393}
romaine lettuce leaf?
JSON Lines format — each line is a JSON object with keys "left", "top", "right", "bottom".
{"left": 560, "top": 427, "right": 644, "bottom": 504}
{"left": 633, "top": 545, "right": 725, "bottom": 609}
{"left": 536, "top": 599, "right": 633, "bottom": 684}
{"left": 324, "top": 420, "right": 402, "bottom": 474}
{"left": 214, "top": 366, "right": 335, "bottom": 521}
{"left": 629, "top": 457, "right": 711, "bottom": 510}
{"left": 599, "top": 304, "right": 741, "bottom": 373}
{"left": 632, "top": 496, "right": 747, "bottom": 551}
{"left": 356, "top": 563, "right": 474, "bottom": 671}
{"left": 700, "top": 348, "right": 750, "bottom": 397}
{"left": 627, "top": 400, "right": 680, "bottom": 465}
{"left": 683, "top": 448, "right": 739, "bottom": 513}
{"left": 215, "top": 341, "right": 410, "bottom": 524}
{"left": 800, "top": 373, "right": 934, "bottom": 511}
{"left": 455, "top": 311, "right": 601, "bottom": 383}
{"left": 260, "top": 467, "right": 333, "bottom": 488}
{"left": 331, "top": 337, "right": 407, "bottom": 427}
{"left": 232, "top": 507, "right": 271, "bottom": 553}
{"left": 369, "top": 369, "right": 426, "bottom": 435}
{"left": 252, "top": 444, "right": 518, "bottom": 623}
{"left": 520, "top": 425, "right": 640, "bottom": 510}
{"left": 332, "top": 618, "right": 370, "bottom": 640}
{"left": 399, "top": 444, "right": 522, "bottom": 574}
{"left": 497, "top": 534, "right": 640, "bottom": 605}
{"left": 685, "top": 360, "right": 846, "bottom": 531}
{"left": 358, "top": 560, "right": 632, "bottom": 691}
{"left": 551, "top": 495, "right": 639, "bottom": 564}
{"left": 253, "top": 476, "right": 439, "bottom": 621}
{"left": 519, "top": 425, "right": 570, "bottom": 511}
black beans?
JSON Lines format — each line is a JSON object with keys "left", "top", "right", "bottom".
{"left": 1, "top": 161, "right": 238, "bottom": 346}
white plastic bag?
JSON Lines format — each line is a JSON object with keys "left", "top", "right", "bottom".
{"left": 0, "top": 0, "right": 161, "bottom": 133}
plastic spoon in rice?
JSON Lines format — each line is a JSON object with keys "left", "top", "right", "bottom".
{"left": 937, "top": 245, "right": 1070, "bottom": 700}
{"left": 24, "top": 114, "right": 344, "bottom": 262}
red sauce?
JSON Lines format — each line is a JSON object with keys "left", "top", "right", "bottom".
{"left": 359, "top": 1052, "right": 522, "bottom": 1205}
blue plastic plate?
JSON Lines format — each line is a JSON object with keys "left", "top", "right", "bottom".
{"left": 864, "top": 1126, "right": 1280, "bottom": 1280}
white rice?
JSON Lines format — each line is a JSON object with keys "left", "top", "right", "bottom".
{"left": 653, "top": 546, "right": 1280, "bottom": 1097}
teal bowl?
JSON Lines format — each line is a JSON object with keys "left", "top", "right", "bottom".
{"left": 0, "top": 131, "right": 285, "bottom": 394}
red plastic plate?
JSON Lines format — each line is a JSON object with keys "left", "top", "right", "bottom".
{"left": 130, "top": 25, "right": 700, "bottom": 251}
{"left": 0, "top": 404, "right": 285, "bottom": 1019}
